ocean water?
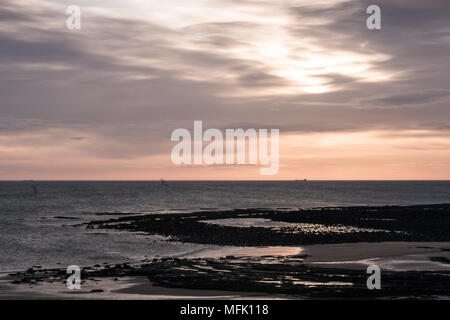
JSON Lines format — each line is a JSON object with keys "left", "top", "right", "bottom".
{"left": 0, "top": 180, "right": 449, "bottom": 272}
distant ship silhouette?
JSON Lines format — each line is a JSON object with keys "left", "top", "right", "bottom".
{"left": 160, "top": 178, "right": 169, "bottom": 187}
{"left": 27, "top": 179, "right": 38, "bottom": 195}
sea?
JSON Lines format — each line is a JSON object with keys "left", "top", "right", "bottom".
{"left": 1, "top": 180, "right": 449, "bottom": 272}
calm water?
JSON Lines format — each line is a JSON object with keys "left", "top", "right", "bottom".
{"left": 0, "top": 181, "right": 449, "bottom": 271}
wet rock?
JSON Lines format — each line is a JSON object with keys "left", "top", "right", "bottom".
{"left": 429, "top": 257, "right": 450, "bottom": 264}
{"left": 89, "top": 289, "right": 104, "bottom": 293}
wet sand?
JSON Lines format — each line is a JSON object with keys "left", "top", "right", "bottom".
{"left": 0, "top": 274, "right": 285, "bottom": 300}
{"left": 4, "top": 241, "right": 450, "bottom": 299}
{"left": 302, "top": 241, "right": 450, "bottom": 270}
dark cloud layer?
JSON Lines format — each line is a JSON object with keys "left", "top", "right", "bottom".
{"left": 364, "top": 90, "right": 450, "bottom": 107}
{"left": 0, "top": 0, "right": 449, "bottom": 163}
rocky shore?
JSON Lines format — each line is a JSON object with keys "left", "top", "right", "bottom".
{"left": 83, "top": 204, "right": 450, "bottom": 246}
{"left": 8, "top": 254, "right": 450, "bottom": 299}
{"left": 7, "top": 204, "right": 450, "bottom": 299}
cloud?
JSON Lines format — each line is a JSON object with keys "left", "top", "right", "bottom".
{"left": 363, "top": 90, "right": 450, "bottom": 108}
{"left": 1, "top": 0, "right": 450, "bottom": 178}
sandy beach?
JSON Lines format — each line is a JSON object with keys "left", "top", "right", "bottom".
{"left": 2, "top": 204, "right": 450, "bottom": 299}
{"left": 303, "top": 241, "right": 450, "bottom": 271}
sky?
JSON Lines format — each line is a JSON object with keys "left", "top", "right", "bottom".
{"left": 1, "top": 0, "right": 450, "bottom": 180}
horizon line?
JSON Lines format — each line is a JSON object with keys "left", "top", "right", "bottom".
{"left": 2, "top": 179, "right": 450, "bottom": 182}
